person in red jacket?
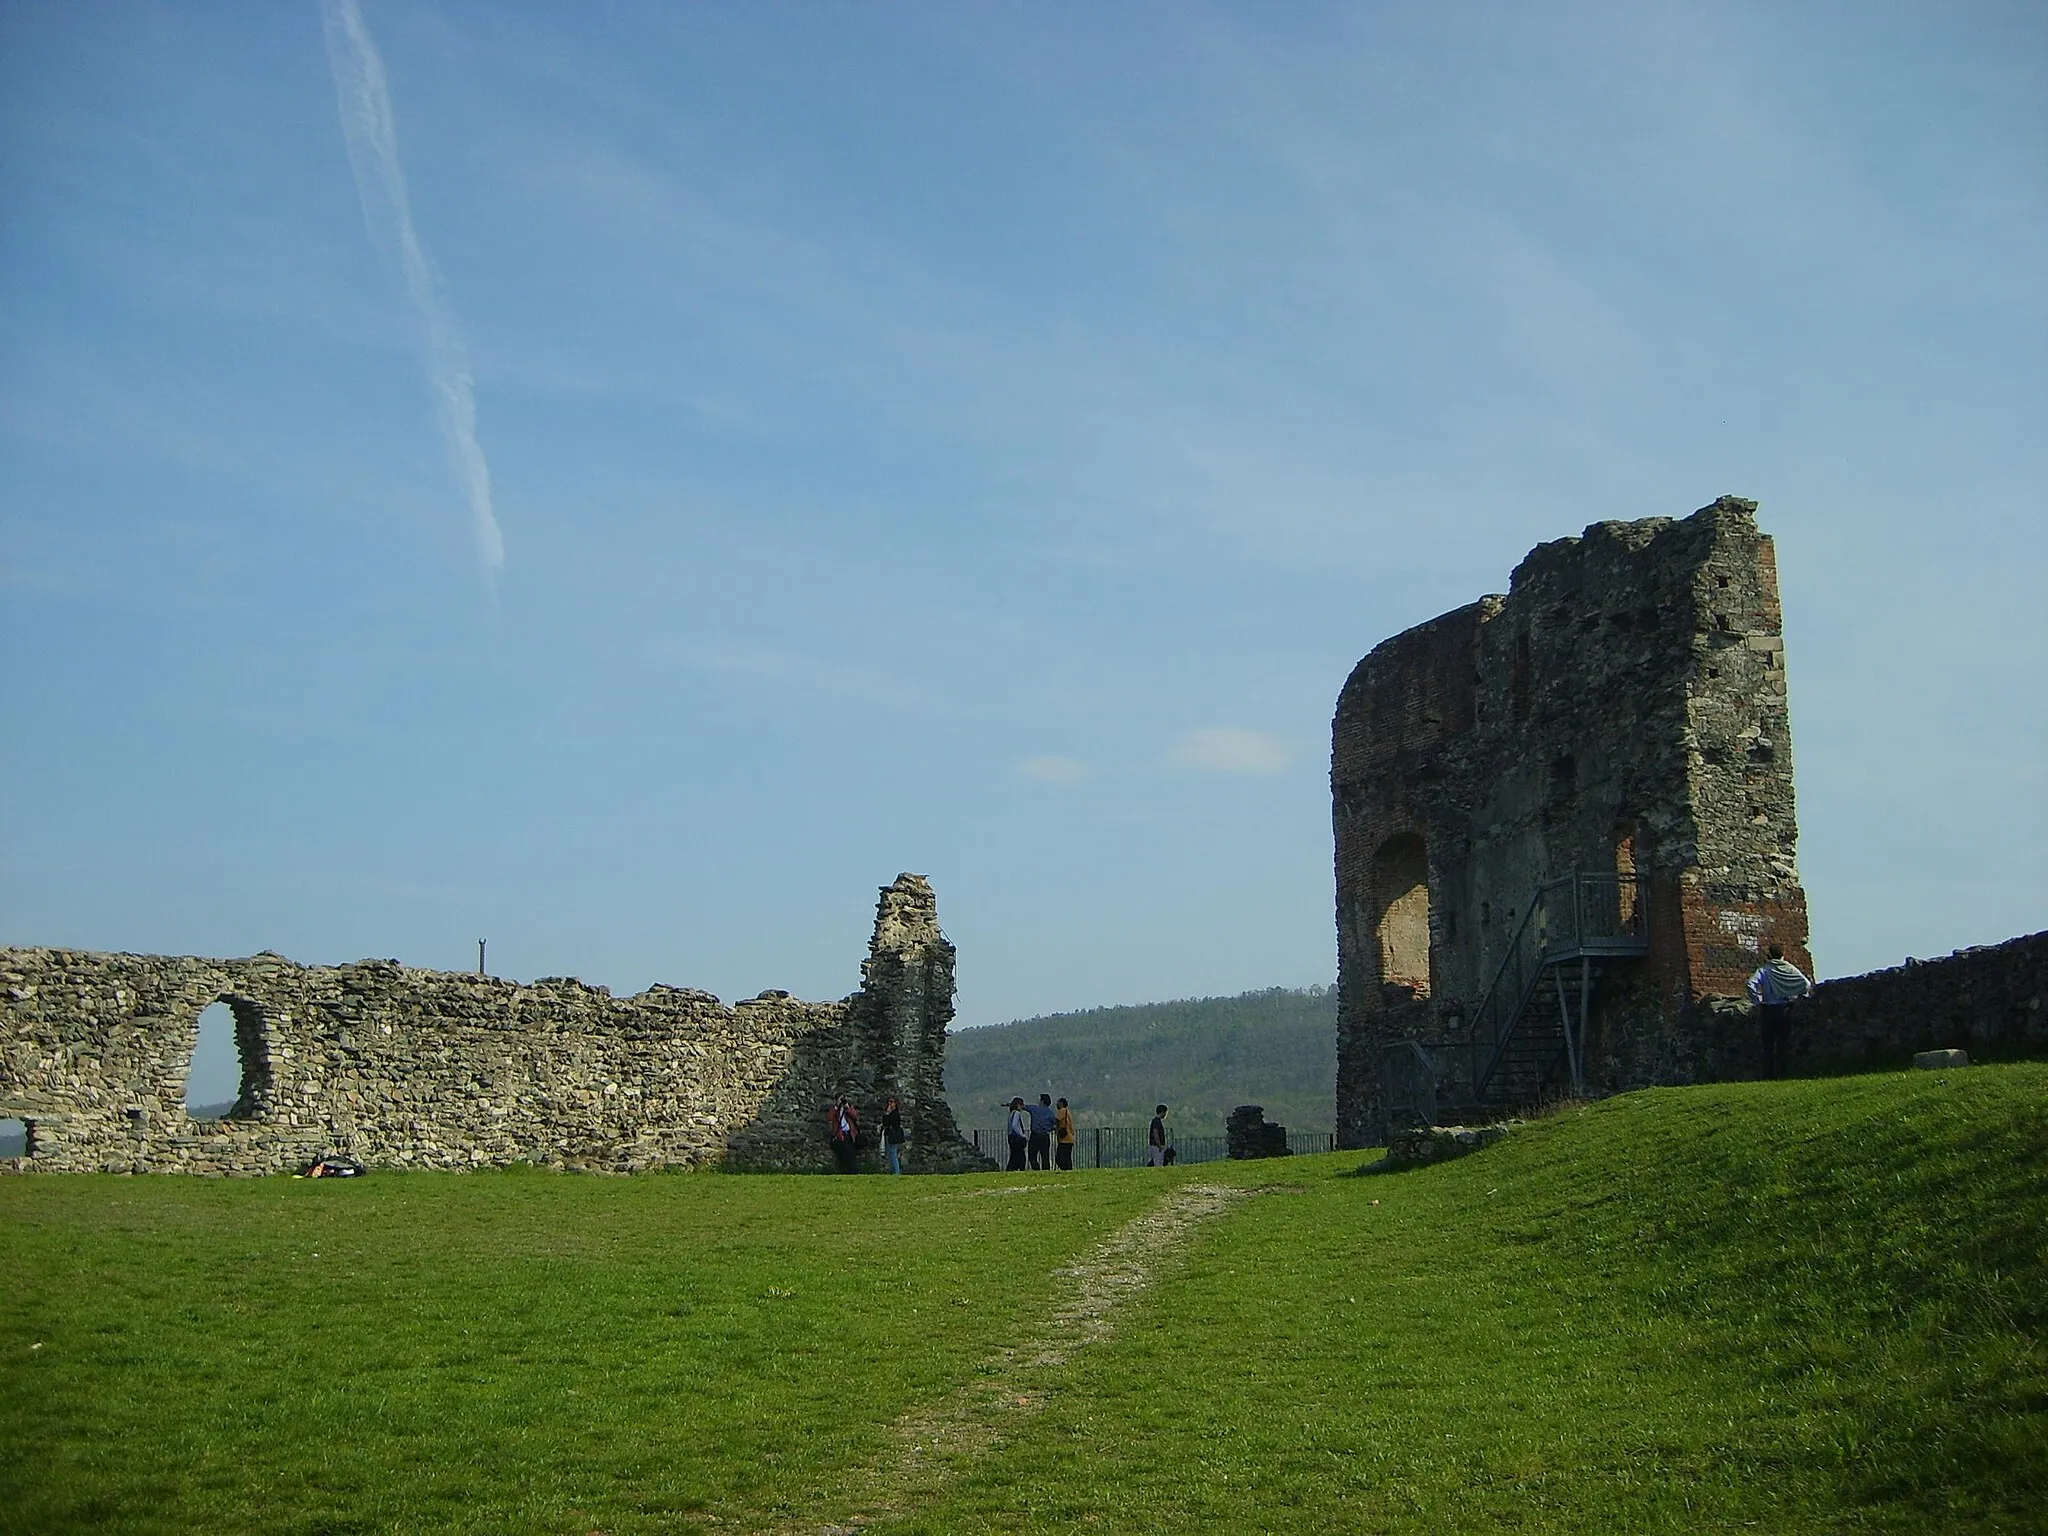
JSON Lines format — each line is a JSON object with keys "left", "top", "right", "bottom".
{"left": 828, "top": 1094, "right": 861, "bottom": 1174}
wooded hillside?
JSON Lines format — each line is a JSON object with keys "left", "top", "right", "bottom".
{"left": 943, "top": 986, "right": 1337, "bottom": 1136}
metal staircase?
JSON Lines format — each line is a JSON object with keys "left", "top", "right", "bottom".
{"left": 1382, "top": 871, "right": 1647, "bottom": 1127}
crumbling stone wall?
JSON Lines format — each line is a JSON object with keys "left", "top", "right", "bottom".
{"left": 1332, "top": 497, "right": 1811, "bottom": 1144}
{"left": 0, "top": 874, "right": 991, "bottom": 1175}
{"left": 1788, "top": 933, "right": 2048, "bottom": 1072}
{"left": 1225, "top": 1105, "right": 1291, "bottom": 1160}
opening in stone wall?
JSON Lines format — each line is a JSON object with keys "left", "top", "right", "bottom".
{"left": 1614, "top": 819, "right": 1642, "bottom": 930}
{"left": 1372, "top": 832, "right": 1432, "bottom": 996}
{"left": 1545, "top": 754, "right": 1578, "bottom": 826}
{"left": 184, "top": 1001, "right": 244, "bottom": 1118}
{"left": 0, "top": 1117, "right": 27, "bottom": 1158}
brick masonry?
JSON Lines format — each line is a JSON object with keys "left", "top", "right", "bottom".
{"left": 0, "top": 874, "right": 993, "bottom": 1176}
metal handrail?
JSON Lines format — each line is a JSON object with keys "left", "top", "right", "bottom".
{"left": 1381, "top": 1038, "right": 1439, "bottom": 1130}
{"left": 1467, "top": 894, "right": 1547, "bottom": 1097}
{"left": 1470, "top": 871, "right": 1646, "bottom": 1102}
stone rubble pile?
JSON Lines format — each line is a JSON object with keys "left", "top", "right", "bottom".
{"left": 1226, "top": 1104, "right": 1291, "bottom": 1160}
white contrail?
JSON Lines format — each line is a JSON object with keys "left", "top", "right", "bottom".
{"left": 320, "top": 0, "right": 505, "bottom": 577}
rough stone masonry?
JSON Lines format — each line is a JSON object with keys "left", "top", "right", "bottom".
{"left": 1330, "top": 496, "right": 2047, "bottom": 1144}
{"left": 1333, "top": 497, "right": 1809, "bottom": 1142}
{"left": 0, "top": 874, "right": 991, "bottom": 1175}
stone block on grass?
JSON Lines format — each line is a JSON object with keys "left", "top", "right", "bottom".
{"left": 1913, "top": 1048, "right": 1970, "bottom": 1070}
{"left": 1386, "top": 1122, "right": 1512, "bottom": 1169}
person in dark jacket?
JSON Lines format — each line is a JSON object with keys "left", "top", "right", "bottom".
{"left": 1027, "top": 1093, "right": 1056, "bottom": 1171}
{"left": 1148, "top": 1104, "right": 1170, "bottom": 1167}
{"left": 828, "top": 1094, "right": 861, "bottom": 1173}
{"left": 1746, "top": 945, "right": 1812, "bottom": 1079}
{"left": 881, "top": 1095, "right": 907, "bottom": 1176}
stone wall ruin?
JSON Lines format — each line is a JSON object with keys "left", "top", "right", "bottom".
{"left": 1332, "top": 497, "right": 1812, "bottom": 1143}
{"left": 1330, "top": 495, "right": 2047, "bottom": 1143}
{"left": 0, "top": 873, "right": 992, "bottom": 1176}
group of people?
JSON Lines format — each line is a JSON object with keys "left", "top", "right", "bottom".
{"left": 830, "top": 1090, "right": 1181, "bottom": 1176}
{"left": 826, "top": 1093, "right": 911, "bottom": 1174}
{"left": 1002, "top": 1093, "right": 1076, "bottom": 1171}
{"left": 1002, "top": 1096, "right": 1176, "bottom": 1171}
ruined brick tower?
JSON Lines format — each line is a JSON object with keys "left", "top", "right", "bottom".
{"left": 1331, "top": 496, "right": 1811, "bottom": 1146}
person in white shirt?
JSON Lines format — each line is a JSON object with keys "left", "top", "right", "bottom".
{"left": 1746, "top": 945, "right": 1812, "bottom": 1079}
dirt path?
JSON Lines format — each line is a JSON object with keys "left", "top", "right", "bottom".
{"left": 785, "top": 1180, "right": 1257, "bottom": 1535}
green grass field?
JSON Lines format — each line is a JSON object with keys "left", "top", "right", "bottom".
{"left": 4, "top": 1064, "right": 2043, "bottom": 1534}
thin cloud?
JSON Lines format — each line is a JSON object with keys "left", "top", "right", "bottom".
{"left": 321, "top": 0, "right": 505, "bottom": 579}
{"left": 664, "top": 639, "right": 915, "bottom": 712}
{"left": 1170, "top": 728, "right": 1291, "bottom": 776}
{"left": 1019, "top": 755, "right": 1088, "bottom": 785}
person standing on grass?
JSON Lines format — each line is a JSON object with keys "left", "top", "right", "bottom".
{"left": 1148, "top": 1104, "right": 1170, "bottom": 1168}
{"left": 1053, "top": 1097, "right": 1076, "bottom": 1171}
{"left": 1747, "top": 944, "right": 1812, "bottom": 1080}
{"left": 1006, "top": 1096, "right": 1030, "bottom": 1172}
{"left": 829, "top": 1094, "right": 861, "bottom": 1174}
{"left": 1028, "top": 1093, "right": 1056, "bottom": 1171}
{"left": 881, "top": 1095, "right": 907, "bottom": 1176}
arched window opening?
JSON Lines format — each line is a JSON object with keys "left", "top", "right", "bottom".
{"left": 185, "top": 1001, "right": 248, "bottom": 1118}
{"left": 1372, "top": 833, "right": 1432, "bottom": 996}
{"left": 0, "top": 1117, "right": 28, "bottom": 1158}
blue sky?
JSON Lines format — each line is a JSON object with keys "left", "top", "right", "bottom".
{"left": 3, "top": 1, "right": 2043, "bottom": 1058}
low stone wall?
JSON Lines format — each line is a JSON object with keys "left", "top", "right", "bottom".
{"left": 1385, "top": 1122, "right": 1511, "bottom": 1169}
{"left": 1384, "top": 928, "right": 2048, "bottom": 1134}
{"left": 1589, "top": 929, "right": 2048, "bottom": 1088}
{"left": 0, "top": 875, "right": 993, "bottom": 1176}
{"left": 1789, "top": 931, "right": 2048, "bottom": 1073}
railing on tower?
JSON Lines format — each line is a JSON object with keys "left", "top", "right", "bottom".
{"left": 1467, "top": 870, "right": 1647, "bottom": 1102}
{"left": 1378, "top": 871, "right": 1648, "bottom": 1123}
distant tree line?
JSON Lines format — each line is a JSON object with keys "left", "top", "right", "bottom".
{"left": 943, "top": 985, "right": 1337, "bottom": 1137}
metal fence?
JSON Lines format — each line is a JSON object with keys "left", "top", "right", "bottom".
{"left": 969, "top": 1126, "right": 1336, "bottom": 1168}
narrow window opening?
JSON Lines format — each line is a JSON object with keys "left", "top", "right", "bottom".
{"left": 1511, "top": 633, "right": 1532, "bottom": 724}
{"left": 1545, "top": 754, "right": 1578, "bottom": 825}
{"left": 1614, "top": 820, "right": 1642, "bottom": 930}
{"left": 185, "top": 1000, "right": 260, "bottom": 1118}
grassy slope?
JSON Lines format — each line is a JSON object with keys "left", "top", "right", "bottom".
{"left": 3, "top": 1065, "right": 2042, "bottom": 1535}
{"left": 945, "top": 986, "right": 1337, "bottom": 1136}
{"left": 897, "top": 1065, "right": 2048, "bottom": 1534}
